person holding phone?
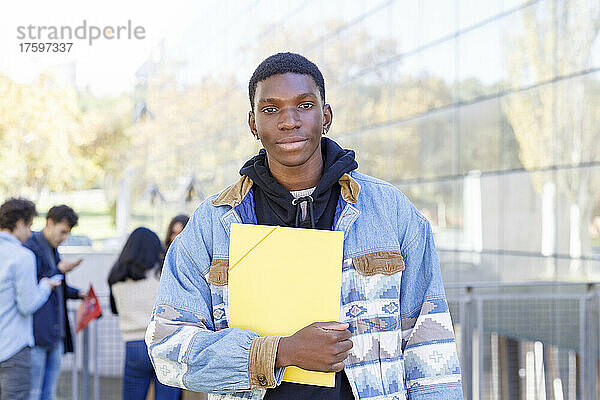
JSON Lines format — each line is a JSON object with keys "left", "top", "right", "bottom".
{"left": 24, "top": 205, "right": 83, "bottom": 400}
{"left": 0, "top": 198, "right": 62, "bottom": 400}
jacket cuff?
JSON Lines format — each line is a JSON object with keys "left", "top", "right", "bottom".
{"left": 248, "top": 336, "right": 282, "bottom": 389}
{"left": 38, "top": 280, "right": 52, "bottom": 296}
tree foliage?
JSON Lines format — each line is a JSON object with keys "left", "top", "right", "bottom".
{"left": 0, "top": 73, "right": 131, "bottom": 198}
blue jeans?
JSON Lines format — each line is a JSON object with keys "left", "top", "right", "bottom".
{"left": 29, "top": 343, "right": 62, "bottom": 400}
{"left": 124, "top": 340, "right": 180, "bottom": 400}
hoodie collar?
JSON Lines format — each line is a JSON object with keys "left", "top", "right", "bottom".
{"left": 211, "top": 172, "right": 360, "bottom": 209}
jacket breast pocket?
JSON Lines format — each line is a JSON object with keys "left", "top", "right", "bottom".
{"left": 353, "top": 250, "right": 405, "bottom": 277}
{"left": 207, "top": 259, "right": 228, "bottom": 286}
{"left": 205, "top": 258, "right": 229, "bottom": 330}
{"left": 343, "top": 251, "right": 404, "bottom": 334}
{"left": 342, "top": 251, "right": 405, "bottom": 387}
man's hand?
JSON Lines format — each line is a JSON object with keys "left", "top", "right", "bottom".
{"left": 58, "top": 258, "right": 83, "bottom": 274}
{"left": 41, "top": 277, "right": 62, "bottom": 289}
{"left": 275, "top": 321, "right": 353, "bottom": 372}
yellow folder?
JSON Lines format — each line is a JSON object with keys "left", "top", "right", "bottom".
{"left": 228, "top": 223, "right": 344, "bottom": 387}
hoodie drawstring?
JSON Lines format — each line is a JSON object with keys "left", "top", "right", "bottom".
{"left": 292, "top": 195, "right": 315, "bottom": 229}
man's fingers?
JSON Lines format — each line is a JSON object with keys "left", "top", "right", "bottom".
{"left": 332, "top": 329, "right": 352, "bottom": 342}
{"left": 330, "top": 362, "right": 345, "bottom": 373}
{"left": 335, "top": 339, "right": 353, "bottom": 354}
{"left": 332, "top": 351, "right": 349, "bottom": 363}
{"left": 317, "top": 321, "right": 349, "bottom": 331}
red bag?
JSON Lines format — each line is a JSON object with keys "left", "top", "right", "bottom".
{"left": 75, "top": 285, "right": 103, "bottom": 333}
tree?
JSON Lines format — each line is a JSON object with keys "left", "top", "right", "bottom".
{"left": 0, "top": 73, "right": 131, "bottom": 199}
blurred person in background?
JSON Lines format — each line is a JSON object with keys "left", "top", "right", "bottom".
{"left": 108, "top": 227, "right": 181, "bottom": 400}
{"left": 164, "top": 214, "right": 189, "bottom": 250}
{"left": 0, "top": 198, "right": 61, "bottom": 400}
{"left": 25, "top": 205, "right": 83, "bottom": 400}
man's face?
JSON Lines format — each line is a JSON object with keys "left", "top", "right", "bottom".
{"left": 44, "top": 219, "right": 72, "bottom": 248}
{"left": 249, "top": 73, "right": 332, "bottom": 169}
{"left": 13, "top": 219, "right": 33, "bottom": 243}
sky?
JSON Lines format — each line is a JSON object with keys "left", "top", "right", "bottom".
{"left": 2, "top": 0, "right": 598, "bottom": 96}
{"left": 0, "top": 0, "right": 197, "bottom": 95}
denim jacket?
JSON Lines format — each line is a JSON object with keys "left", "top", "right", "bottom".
{"left": 146, "top": 171, "right": 463, "bottom": 399}
{"left": 24, "top": 231, "right": 80, "bottom": 352}
{"left": 0, "top": 232, "right": 52, "bottom": 362}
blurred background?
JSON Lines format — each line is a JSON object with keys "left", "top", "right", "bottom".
{"left": 1, "top": 0, "right": 599, "bottom": 399}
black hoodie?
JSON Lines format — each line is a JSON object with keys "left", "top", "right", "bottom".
{"left": 240, "top": 136, "right": 357, "bottom": 399}
{"left": 239, "top": 137, "right": 358, "bottom": 230}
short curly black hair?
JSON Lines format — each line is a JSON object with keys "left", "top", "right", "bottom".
{"left": 47, "top": 205, "right": 78, "bottom": 228}
{"left": 248, "top": 52, "right": 325, "bottom": 110}
{"left": 0, "top": 198, "right": 38, "bottom": 231}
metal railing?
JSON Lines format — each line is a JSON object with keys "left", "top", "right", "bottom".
{"left": 58, "top": 295, "right": 123, "bottom": 400}
{"left": 59, "top": 283, "right": 600, "bottom": 400}
{"left": 447, "top": 282, "right": 600, "bottom": 400}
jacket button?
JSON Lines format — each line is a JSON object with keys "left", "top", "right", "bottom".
{"left": 257, "top": 374, "right": 267, "bottom": 386}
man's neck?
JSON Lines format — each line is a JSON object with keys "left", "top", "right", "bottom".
{"left": 41, "top": 227, "right": 56, "bottom": 249}
{"left": 267, "top": 151, "right": 323, "bottom": 191}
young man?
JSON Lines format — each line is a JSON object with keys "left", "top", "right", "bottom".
{"left": 0, "top": 198, "right": 60, "bottom": 400}
{"left": 24, "top": 205, "right": 82, "bottom": 400}
{"left": 146, "top": 53, "right": 463, "bottom": 399}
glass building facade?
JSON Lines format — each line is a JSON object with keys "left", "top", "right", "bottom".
{"left": 142, "top": 0, "right": 600, "bottom": 285}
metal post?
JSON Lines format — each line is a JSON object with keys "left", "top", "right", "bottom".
{"left": 461, "top": 287, "right": 473, "bottom": 400}
{"left": 72, "top": 319, "right": 79, "bottom": 400}
{"left": 579, "top": 296, "right": 586, "bottom": 400}
{"left": 585, "top": 285, "right": 595, "bottom": 400}
{"left": 477, "top": 298, "right": 484, "bottom": 400}
{"left": 93, "top": 320, "right": 99, "bottom": 400}
{"left": 82, "top": 327, "right": 90, "bottom": 400}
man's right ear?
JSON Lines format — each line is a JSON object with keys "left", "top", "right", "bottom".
{"left": 248, "top": 111, "right": 259, "bottom": 140}
{"left": 15, "top": 219, "right": 25, "bottom": 231}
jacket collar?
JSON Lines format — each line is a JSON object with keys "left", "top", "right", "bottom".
{"left": 0, "top": 231, "right": 20, "bottom": 245}
{"left": 34, "top": 230, "right": 55, "bottom": 252}
{"left": 338, "top": 173, "right": 360, "bottom": 204}
{"left": 211, "top": 173, "right": 361, "bottom": 208}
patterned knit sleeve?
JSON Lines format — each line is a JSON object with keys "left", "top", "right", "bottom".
{"left": 145, "top": 204, "right": 284, "bottom": 394}
{"left": 400, "top": 213, "right": 464, "bottom": 399}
